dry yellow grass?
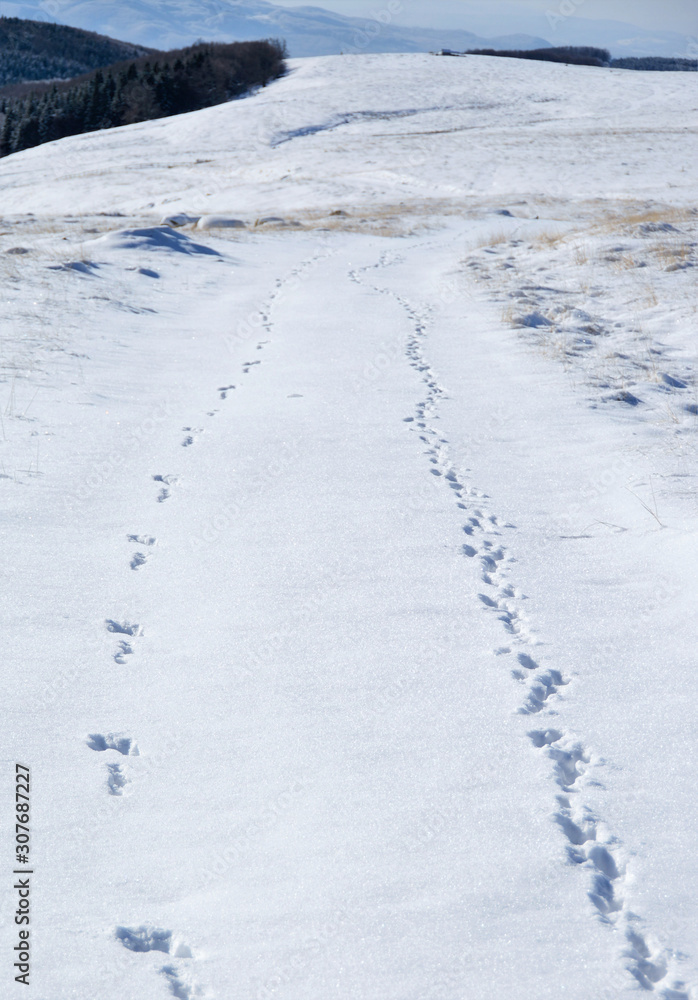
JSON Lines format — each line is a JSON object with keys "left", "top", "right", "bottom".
{"left": 608, "top": 253, "right": 639, "bottom": 271}
{"left": 501, "top": 304, "right": 518, "bottom": 326}
{"left": 592, "top": 205, "right": 693, "bottom": 235}
{"left": 652, "top": 242, "right": 693, "bottom": 267}
{"left": 475, "top": 229, "right": 510, "bottom": 249}
{"left": 531, "top": 230, "right": 569, "bottom": 249}
{"left": 643, "top": 284, "right": 659, "bottom": 308}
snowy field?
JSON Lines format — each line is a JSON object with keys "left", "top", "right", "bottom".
{"left": 0, "top": 52, "right": 697, "bottom": 999}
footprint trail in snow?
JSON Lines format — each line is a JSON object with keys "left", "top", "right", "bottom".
{"left": 115, "top": 925, "right": 202, "bottom": 997}
{"left": 87, "top": 732, "right": 139, "bottom": 796}
{"left": 349, "top": 250, "right": 693, "bottom": 999}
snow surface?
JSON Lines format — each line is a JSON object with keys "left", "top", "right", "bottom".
{"left": 0, "top": 52, "right": 697, "bottom": 1000}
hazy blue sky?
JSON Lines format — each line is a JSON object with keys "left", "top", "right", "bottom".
{"left": 270, "top": 0, "right": 697, "bottom": 36}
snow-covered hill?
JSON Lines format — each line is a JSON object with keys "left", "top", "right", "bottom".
{"left": 0, "top": 0, "right": 553, "bottom": 54}
{"left": 1, "top": 52, "right": 697, "bottom": 1000}
{"left": 0, "top": 52, "right": 695, "bottom": 216}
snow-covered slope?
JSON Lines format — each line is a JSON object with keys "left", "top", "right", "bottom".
{"left": 0, "top": 0, "right": 552, "bottom": 54}
{"left": 1, "top": 52, "right": 697, "bottom": 1000}
{"left": 0, "top": 53, "right": 695, "bottom": 218}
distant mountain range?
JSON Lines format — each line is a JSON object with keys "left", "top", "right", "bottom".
{"left": 0, "top": 0, "right": 552, "bottom": 56}
{"left": 0, "top": 0, "right": 691, "bottom": 59}
{"left": 544, "top": 14, "right": 695, "bottom": 61}
{"left": 400, "top": 1, "right": 695, "bottom": 60}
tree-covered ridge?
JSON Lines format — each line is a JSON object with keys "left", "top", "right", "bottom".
{"left": 461, "top": 46, "right": 612, "bottom": 67}
{"left": 0, "top": 39, "right": 287, "bottom": 157}
{"left": 446, "top": 46, "right": 697, "bottom": 71}
{"left": 610, "top": 57, "right": 697, "bottom": 71}
{"left": 0, "top": 16, "right": 154, "bottom": 87}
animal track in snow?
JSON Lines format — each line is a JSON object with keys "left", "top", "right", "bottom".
{"left": 161, "top": 965, "right": 203, "bottom": 999}
{"left": 480, "top": 548, "right": 505, "bottom": 572}
{"left": 181, "top": 427, "right": 203, "bottom": 447}
{"left": 127, "top": 532, "right": 155, "bottom": 571}
{"left": 115, "top": 927, "right": 200, "bottom": 997}
{"left": 113, "top": 641, "right": 133, "bottom": 664}
{"left": 624, "top": 930, "right": 689, "bottom": 994}
{"left": 497, "top": 604, "right": 532, "bottom": 641}
{"left": 475, "top": 587, "right": 532, "bottom": 641}
{"left": 115, "top": 926, "right": 190, "bottom": 955}
{"left": 87, "top": 733, "right": 138, "bottom": 795}
{"left": 87, "top": 733, "right": 138, "bottom": 755}
{"left": 478, "top": 593, "right": 498, "bottom": 608}
{"left": 242, "top": 359, "right": 261, "bottom": 374}
{"left": 106, "top": 762, "right": 128, "bottom": 795}
{"left": 528, "top": 728, "right": 564, "bottom": 749}
{"left": 217, "top": 384, "right": 235, "bottom": 399}
{"left": 527, "top": 727, "right": 690, "bottom": 993}
{"left": 106, "top": 620, "right": 142, "bottom": 636}
{"left": 517, "top": 653, "right": 539, "bottom": 671}
{"left": 518, "top": 669, "right": 568, "bottom": 715}
{"left": 153, "top": 474, "right": 178, "bottom": 502}
{"left": 106, "top": 621, "right": 141, "bottom": 663}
